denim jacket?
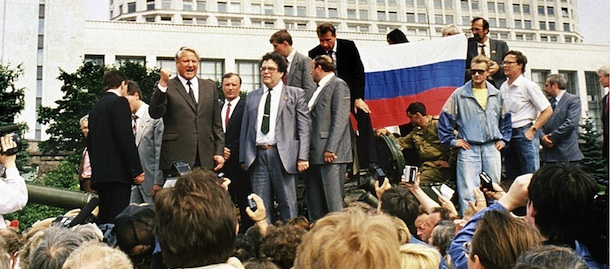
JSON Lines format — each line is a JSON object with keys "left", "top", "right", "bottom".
{"left": 438, "top": 81, "right": 511, "bottom": 147}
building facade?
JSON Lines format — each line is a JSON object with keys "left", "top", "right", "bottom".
{"left": 0, "top": 0, "right": 608, "bottom": 140}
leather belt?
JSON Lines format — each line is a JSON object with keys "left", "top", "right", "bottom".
{"left": 257, "top": 144, "right": 276, "bottom": 150}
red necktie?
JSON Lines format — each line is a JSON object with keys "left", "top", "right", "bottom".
{"left": 132, "top": 114, "right": 138, "bottom": 135}
{"left": 225, "top": 102, "right": 231, "bottom": 130}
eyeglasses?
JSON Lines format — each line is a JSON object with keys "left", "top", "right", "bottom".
{"left": 462, "top": 242, "right": 472, "bottom": 256}
{"left": 260, "top": 67, "right": 278, "bottom": 72}
{"left": 502, "top": 61, "right": 517, "bottom": 65}
{"left": 470, "top": 69, "right": 486, "bottom": 75}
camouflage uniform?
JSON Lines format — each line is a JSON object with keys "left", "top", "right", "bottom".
{"left": 393, "top": 116, "right": 455, "bottom": 184}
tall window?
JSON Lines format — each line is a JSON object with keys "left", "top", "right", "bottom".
{"left": 236, "top": 60, "right": 261, "bottom": 92}
{"left": 559, "top": 71, "right": 577, "bottom": 94}
{"left": 547, "top": 6, "right": 554, "bottom": 15}
{"left": 531, "top": 69, "right": 551, "bottom": 90}
{"left": 116, "top": 56, "right": 146, "bottom": 66}
{"left": 514, "top": 20, "right": 522, "bottom": 29}
{"left": 513, "top": 3, "right": 520, "bottom": 13}
{"left": 497, "top": 3, "right": 504, "bottom": 12}
{"left": 85, "top": 55, "right": 105, "bottom": 66}
{"left": 128, "top": 2, "right": 136, "bottom": 12}
{"left": 585, "top": 71, "right": 603, "bottom": 132}
{"left": 200, "top": 59, "right": 224, "bottom": 82}
{"left": 156, "top": 57, "right": 176, "bottom": 73}
{"left": 523, "top": 4, "right": 530, "bottom": 14}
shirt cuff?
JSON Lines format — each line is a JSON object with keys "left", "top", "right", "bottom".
{"left": 158, "top": 84, "right": 168, "bottom": 93}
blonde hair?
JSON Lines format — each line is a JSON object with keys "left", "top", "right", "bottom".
{"left": 399, "top": 244, "right": 441, "bottom": 269}
{"left": 62, "top": 241, "right": 133, "bottom": 269}
{"left": 294, "top": 210, "right": 401, "bottom": 269}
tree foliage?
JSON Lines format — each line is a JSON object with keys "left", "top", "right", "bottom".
{"left": 0, "top": 63, "right": 29, "bottom": 169}
{"left": 579, "top": 115, "right": 608, "bottom": 184}
{"left": 37, "top": 61, "right": 160, "bottom": 160}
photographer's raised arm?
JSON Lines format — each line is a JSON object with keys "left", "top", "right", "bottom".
{"left": 0, "top": 134, "right": 28, "bottom": 228}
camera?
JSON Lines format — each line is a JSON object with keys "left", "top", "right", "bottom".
{"left": 247, "top": 194, "right": 257, "bottom": 211}
{"left": 402, "top": 165, "right": 418, "bottom": 183}
{"left": 479, "top": 171, "right": 494, "bottom": 191}
{"left": 0, "top": 125, "right": 22, "bottom": 156}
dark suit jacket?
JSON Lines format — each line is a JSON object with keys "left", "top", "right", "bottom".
{"left": 220, "top": 98, "right": 245, "bottom": 172}
{"left": 466, "top": 37, "right": 509, "bottom": 88}
{"left": 240, "top": 85, "right": 311, "bottom": 174}
{"left": 149, "top": 76, "right": 224, "bottom": 170}
{"left": 309, "top": 39, "right": 365, "bottom": 105}
{"left": 309, "top": 76, "right": 353, "bottom": 165}
{"left": 541, "top": 92, "right": 584, "bottom": 162}
{"left": 288, "top": 51, "right": 317, "bottom": 98}
{"left": 87, "top": 92, "right": 143, "bottom": 187}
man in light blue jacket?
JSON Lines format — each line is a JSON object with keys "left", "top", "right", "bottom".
{"left": 438, "top": 55, "right": 511, "bottom": 216}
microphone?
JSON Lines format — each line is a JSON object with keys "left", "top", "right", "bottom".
{"left": 68, "top": 197, "right": 100, "bottom": 227}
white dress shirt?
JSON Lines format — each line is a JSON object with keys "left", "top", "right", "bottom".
{"left": 256, "top": 82, "right": 283, "bottom": 145}
{"left": 222, "top": 96, "right": 240, "bottom": 132}
{"left": 157, "top": 75, "right": 199, "bottom": 103}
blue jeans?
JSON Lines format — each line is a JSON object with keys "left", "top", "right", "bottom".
{"left": 250, "top": 147, "right": 298, "bottom": 223}
{"left": 456, "top": 142, "right": 502, "bottom": 216}
{"left": 503, "top": 124, "right": 540, "bottom": 182}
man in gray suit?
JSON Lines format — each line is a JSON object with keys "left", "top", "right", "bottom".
{"left": 540, "top": 74, "right": 584, "bottom": 164}
{"left": 269, "top": 29, "right": 317, "bottom": 97}
{"left": 466, "top": 17, "right": 509, "bottom": 88}
{"left": 240, "top": 52, "right": 311, "bottom": 222}
{"left": 125, "top": 81, "right": 164, "bottom": 203}
{"left": 306, "top": 55, "right": 352, "bottom": 221}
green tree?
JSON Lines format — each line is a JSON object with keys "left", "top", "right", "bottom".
{"left": 0, "top": 63, "right": 29, "bottom": 169}
{"left": 37, "top": 61, "right": 160, "bottom": 163}
{"left": 579, "top": 115, "right": 608, "bottom": 184}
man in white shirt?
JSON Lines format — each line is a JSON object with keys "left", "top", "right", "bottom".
{"left": 0, "top": 133, "right": 27, "bottom": 228}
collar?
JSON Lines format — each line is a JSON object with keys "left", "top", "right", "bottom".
{"left": 478, "top": 38, "right": 490, "bottom": 48}
{"left": 178, "top": 74, "right": 197, "bottom": 85}
{"left": 554, "top": 90, "right": 566, "bottom": 102}
{"left": 106, "top": 89, "right": 121, "bottom": 96}
{"left": 508, "top": 74, "right": 526, "bottom": 87}
{"left": 317, "top": 73, "right": 335, "bottom": 89}
{"left": 224, "top": 96, "right": 241, "bottom": 106}
{"left": 267, "top": 81, "right": 284, "bottom": 92}
{"left": 134, "top": 103, "right": 148, "bottom": 119}
{"left": 287, "top": 48, "right": 296, "bottom": 63}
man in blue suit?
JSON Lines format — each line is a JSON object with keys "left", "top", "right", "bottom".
{"left": 239, "top": 52, "right": 311, "bottom": 222}
{"left": 540, "top": 74, "right": 584, "bottom": 164}
{"left": 220, "top": 72, "right": 253, "bottom": 231}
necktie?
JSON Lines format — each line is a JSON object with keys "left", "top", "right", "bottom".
{"left": 225, "top": 102, "right": 231, "bottom": 130}
{"left": 261, "top": 89, "right": 272, "bottom": 134}
{"left": 550, "top": 97, "right": 557, "bottom": 110}
{"left": 479, "top": 44, "right": 486, "bottom": 56}
{"left": 187, "top": 81, "right": 197, "bottom": 105}
{"left": 132, "top": 114, "right": 138, "bottom": 135}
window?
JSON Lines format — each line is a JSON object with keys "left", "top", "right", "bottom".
{"left": 360, "top": 10, "right": 368, "bottom": 19}
{"left": 487, "top": 2, "right": 495, "bottom": 11}
{"left": 162, "top": 0, "right": 171, "bottom": 9}
{"left": 39, "top": 4, "right": 45, "bottom": 18}
{"left": 538, "top": 6, "right": 544, "bottom": 15}
{"left": 523, "top": 4, "right": 530, "bottom": 14}
{"left": 407, "top": 13, "right": 416, "bottom": 22}
{"left": 462, "top": 16, "right": 469, "bottom": 25}
{"left": 561, "top": 7, "right": 569, "bottom": 16}
{"left": 406, "top": 0, "right": 413, "bottom": 6}
{"left": 377, "top": 0, "right": 385, "bottom": 4}
{"left": 417, "top": 0, "right": 425, "bottom": 6}
{"left": 146, "top": 17, "right": 155, "bottom": 22}
{"left": 116, "top": 56, "right": 146, "bottom": 66}
{"left": 329, "top": 8, "right": 338, "bottom": 18}
{"left": 317, "top": 7, "right": 325, "bottom": 17}
{"left": 250, "top": 4, "right": 260, "bottom": 13}
{"left": 559, "top": 71, "right": 577, "bottom": 94}
{"left": 446, "top": 14, "right": 453, "bottom": 24}
{"left": 200, "top": 59, "right": 224, "bottom": 82}
{"left": 461, "top": 0, "right": 468, "bottom": 10}
{"left": 229, "top": 3, "right": 240, "bottom": 12}
{"left": 489, "top": 19, "right": 496, "bottom": 27}
{"left": 418, "top": 14, "right": 427, "bottom": 23}
{"left": 531, "top": 69, "right": 550, "bottom": 90}
{"left": 435, "top": 14, "right": 443, "bottom": 24}
{"left": 297, "top": 6, "right": 306, "bottom": 16}
{"left": 156, "top": 57, "right": 175, "bottom": 73}
{"left": 85, "top": 55, "right": 104, "bottom": 66}
{"left": 516, "top": 34, "right": 524, "bottom": 40}
{"left": 197, "top": 1, "right": 205, "bottom": 11}
{"left": 471, "top": 1, "right": 478, "bottom": 10}
{"left": 549, "top": 22, "right": 555, "bottom": 31}
{"left": 236, "top": 60, "right": 261, "bottom": 92}
{"left": 434, "top": 0, "right": 442, "bottom": 9}
{"left": 389, "top": 12, "right": 397, "bottom": 21}
{"left": 499, "top": 18, "right": 506, "bottom": 27}
{"left": 539, "top": 21, "right": 546, "bottom": 30}
{"left": 550, "top": 36, "right": 558, "bottom": 42}
{"left": 523, "top": 20, "right": 531, "bottom": 29}
{"left": 444, "top": 0, "right": 452, "bottom": 10}
{"left": 348, "top": 9, "right": 356, "bottom": 19}
{"left": 264, "top": 4, "right": 273, "bottom": 14}
{"left": 497, "top": 3, "right": 504, "bottom": 12}
{"left": 284, "top": 6, "right": 293, "bottom": 16}
{"left": 37, "top": 34, "right": 44, "bottom": 48}
{"left": 585, "top": 71, "right": 604, "bottom": 132}
{"left": 218, "top": 2, "right": 227, "bottom": 12}
{"left": 148, "top": 1, "right": 156, "bottom": 10}
{"left": 264, "top": 21, "right": 274, "bottom": 28}
{"left": 525, "top": 34, "right": 533, "bottom": 41}
{"left": 563, "top": 23, "right": 570, "bottom": 32}
{"left": 513, "top": 3, "right": 520, "bottom": 13}
{"left": 547, "top": 6, "right": 554, "bottom": 15}
{"left": 514, "top": 20, "right": 522, "bottom": 29}
{"left": 183, "top": 2, "right": 191, "bottom": 11}
{"left": 378, "top": 11, "right": 386, "bottom": 20}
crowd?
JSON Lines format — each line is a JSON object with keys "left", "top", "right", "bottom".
{"left": 1, "top": 17, "right": 609, "bottom": 269}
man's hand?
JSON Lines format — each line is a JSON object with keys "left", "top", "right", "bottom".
{"left": 354, "top": 98, "right": 371, "bottom": 114}
{"left": 524, "top": 127, "right": 536, "bottom": 140}
{"left": 152, "top": 184, "right": 162, "bottom": 197}
{"left": 494, "top": 140, "right": 505, "bottom": 151}
{"left": 159, "top": 68, "right": 172, "bottom": 87}
{"left": 134, "top": 172, "right": 145, "bottom": 184}
{"left": 433, "top": 160, "right": 450, "bottom": 168}
{"left": 541, "top": 134, "right": 554, "bottom": 148}
{"left": 467, "top": 188, "right": 487, "bottom": 213}
{"left": 224, "top": 147, "right": 231, "bottom": 160}
{"left": 0, "top": 134, "right": 17, "bottom": 169}
{"left": 498, "top": 173, "right": 532, "bottom": 211}
{"left": 213, "top": 155, "right": 225, "bottom": 171}
{"left": 455, "top": 139, "right": 471, "bottom": 150}
{"left": 488, "top": 61, "right": 500, "bottom": 76}
{"left": 374, "top": 177, "right": 392, "bottom": 199}
{"left": 482, "top": 182, "right": 506, "bottom": 201}
{"left": 324, "top": 151, "right": 337, "bottom": 163}
{"left": 297, "top": 160, "right": 309, "bottom": 172}
{"left": 220, "top": 177, "right": 231, "bottom": 192}
{"left": 375, "top": 128, "right": 389, "bottom": 137}
{"left": 245, "top": 193, "right": 267, "bottom": 222}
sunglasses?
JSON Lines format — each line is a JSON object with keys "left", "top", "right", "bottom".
{"left": 470, "top": 69, "right": 486, "bottom": 75}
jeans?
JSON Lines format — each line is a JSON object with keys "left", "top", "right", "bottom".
{"left": 503, "top": 124, "right": 540, "bottom": 182}
{"left": 456, "top": 142, "right": 501, "bottom": 216}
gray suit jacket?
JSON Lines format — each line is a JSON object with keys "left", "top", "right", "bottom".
{"left": 288, "top": 51, "right": 316, "bottom": 98}
{"left": 135, "top": 103, "right": 165, "bottom": 195}
{"left": 309, "top": 76, "right": 353, "bottom": 165}
{"left": 240, "top": 84, "right": 311, "bottom": 174}
{"left": 541, "top": 92, "right": 584, "bottom": 162}
{"left": 149, "top": 76, "right": 224, "bottom": 170}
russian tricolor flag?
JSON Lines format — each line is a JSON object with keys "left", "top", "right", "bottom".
{"left": 359, "top": 34, "right": 467, "bottom": 129}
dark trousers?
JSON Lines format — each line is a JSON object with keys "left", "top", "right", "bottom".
{"left": 354, "top": 108, "right": 379, "bottom": 167}
{"left": 225, "top": 166, "right": 254, "bottom": 233}
{"left": 96, "top": 182, "right": 131, "bottom": 224}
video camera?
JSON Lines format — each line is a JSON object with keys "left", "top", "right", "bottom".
{"left": 0, "top": 125, "right": 22, "bottom": 156}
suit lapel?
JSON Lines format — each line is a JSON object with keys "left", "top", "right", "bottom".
{"left": 228, "top": 99, "right": 244, "bottom": 129}
{"left": 136, "top": 112, "right": 150, "bottom": 146}
{"left": 288, "top": 57, "right": 297, "bottom": 85}
{"left": 171, "top": 77, "right": 197, "bottom": 112}
{"left": 277, "top": 85, "right": 288, "bottom": 122}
